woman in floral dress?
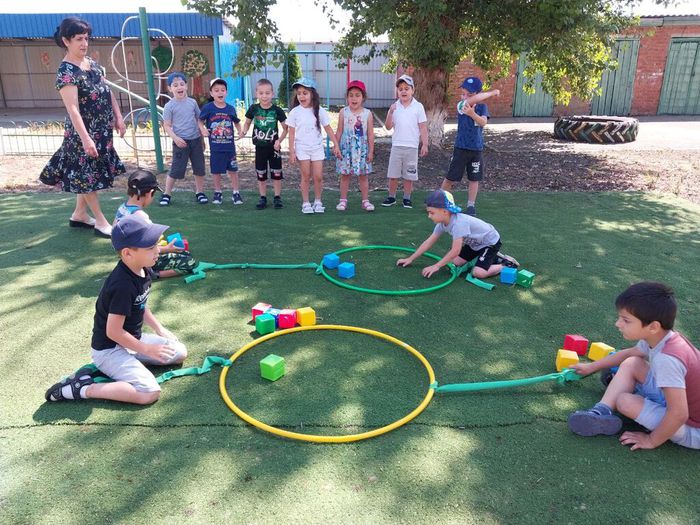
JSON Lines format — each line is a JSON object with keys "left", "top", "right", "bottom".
{"left": 40, "top": 17, "right": 126, "bottom": 238}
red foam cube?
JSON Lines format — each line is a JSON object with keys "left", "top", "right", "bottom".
{"left": 278, "top": 309, "right": 297, "bottom": 329}
{"left": 563, "top": 334, "right": 589, "bottom": 356}
{"left": 183, "top": 239, "right": 189, "bottom": 251}
{"left": 251, "top": 302, "right": 271, "bottom": 321}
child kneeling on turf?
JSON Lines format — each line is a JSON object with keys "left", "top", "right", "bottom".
{"left": 45, "top": 214, "right": 187, "bottom": 405}
{"left": 396, "top": 189, "right": 518, "bottom": 279}
{"left": 115, "top": 169, "right": 197, "bottom": 280}
{"left": 568, "top": 281, "right": 700, "bottom": 450}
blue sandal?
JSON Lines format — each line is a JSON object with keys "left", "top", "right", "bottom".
{"left": 45, "top": 365, "right": 100, "bottom": 401}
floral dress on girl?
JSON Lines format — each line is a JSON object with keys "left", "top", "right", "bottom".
{"left": 40, "top": 59, "right": 125, "bottom": 193}
{"left": 336, "top": 106, "right": 372, "bottom": 176}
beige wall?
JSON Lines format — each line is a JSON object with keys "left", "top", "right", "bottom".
{"left": 0, "top": 38, "right": 216, "bottom": 109}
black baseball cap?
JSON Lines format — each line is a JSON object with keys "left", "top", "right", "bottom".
{"left": 112, "top": 214, "right": 169, "bottom": 251}
{"left": 128, "top": 169, "right": 162, "bottom": 196}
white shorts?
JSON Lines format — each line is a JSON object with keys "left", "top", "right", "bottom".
{"left": 295, "top": 144, "right": 326, "bottom": 162}
{"left": 637, "top": 397, "right": 700, "bottom": 449}
{"left": 387, "top": 145, "right": 419, "bottom": 181}
{"left": 92, "top": 333, "right": 187, "bottom": 393}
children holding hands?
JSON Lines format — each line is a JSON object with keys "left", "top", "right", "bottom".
{"left": 286, "top": 77, "right": 341, "bottom": 214}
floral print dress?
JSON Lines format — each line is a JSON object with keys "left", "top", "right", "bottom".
{"left": 39, "top": 59, "right": 125, "bottom": 193}
{"left": 336, "top": 106, "right": 372, "bottom": 176}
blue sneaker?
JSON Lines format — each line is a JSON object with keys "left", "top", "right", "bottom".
{"left": 568, "top": 409, "right": 622, "bottom": 436}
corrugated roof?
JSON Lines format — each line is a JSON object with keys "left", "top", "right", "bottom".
{"left": 0, "top": 12, "right": 223, "bottom": 39}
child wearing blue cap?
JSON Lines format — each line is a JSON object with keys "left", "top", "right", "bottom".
{"left": 441, "top": 76, "right": 500, "bottom": 216}
{"left": 44, "top": 214, "right": 188, "bottom": 405}
{"left": 396, "top": 189, "right": 518, "bottom": 279}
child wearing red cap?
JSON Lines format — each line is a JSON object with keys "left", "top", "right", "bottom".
{"left": 335, "top": 80, "right": 375, "bottom": 211}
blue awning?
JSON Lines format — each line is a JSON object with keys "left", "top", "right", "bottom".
{"left": 0, "top": 12, "right": 223, "bottom": 39}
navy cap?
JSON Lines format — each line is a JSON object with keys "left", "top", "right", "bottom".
{"left": 167, "top": 71, "right": 187, "bottom": 85}
{"left": 424, "top": 190, "right": 462, "bottom": 214}
{"left": 128, "top": 169, "right": 162, "bottom": 195}
{"left": 112, "top": 214, "right": 168, "bottom": 252}
{"left": 461, "top": 76, "right": 483, "bottom": 93}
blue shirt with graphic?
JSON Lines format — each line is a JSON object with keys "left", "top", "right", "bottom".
{"left": 199, "top": 102, "right": 240, "bottom": 153}
{"left": 454, "top": 103, "right": 489, "bottom": 151}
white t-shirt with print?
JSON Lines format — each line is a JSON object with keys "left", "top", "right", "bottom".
{"left": 391, "top": 98, "right": 427, "bottom": 148}
{"left": 287, "top": 105, "right": 331, "bottom": 149}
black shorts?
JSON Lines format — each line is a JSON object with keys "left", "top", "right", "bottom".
{"left": 446, "top": 148, "right": 484, "bottom": 182}
{"left": 459, "top": 239, "right": 501, "bottom": 270}
{"left": 169, "top": 138, "right": 205, "bottom": 179}
{"left": 255, "top": 146, "right": 283, "bottom": 181}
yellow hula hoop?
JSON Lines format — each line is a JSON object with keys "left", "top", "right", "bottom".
{"left": 219, "top": 324, "right": 436, "bottom": 443}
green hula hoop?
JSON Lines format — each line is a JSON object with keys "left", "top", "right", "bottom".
{"left": 318, "top": 245, "right": 459, "bottom": 295}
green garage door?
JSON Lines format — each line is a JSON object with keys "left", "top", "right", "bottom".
{"left": 658, "top": 38, "right": 700, "bottom": 115}
{"left": 591, "top": 38, "right": 640, "bottom": 116}
{"left": 513, "top": 56, "right": 554, "bottom": 117}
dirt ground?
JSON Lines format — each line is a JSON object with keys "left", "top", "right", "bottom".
{"left": 2, "top": 119, "right": 699, "bottom": 205}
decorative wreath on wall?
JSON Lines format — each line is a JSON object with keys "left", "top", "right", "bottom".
{"left": 181, "top": 49, "right": 210, "bottom": 98}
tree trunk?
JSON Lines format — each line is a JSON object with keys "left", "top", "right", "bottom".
{"left": 413, "top": 67, "right": 448, "bottom": 147}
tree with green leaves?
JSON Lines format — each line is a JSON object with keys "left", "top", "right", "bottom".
{"left": 278, "top": 43, "right": 303, "bottom": 107}
{"left": 184, "top": 0, "right": 668, "bottom": 144}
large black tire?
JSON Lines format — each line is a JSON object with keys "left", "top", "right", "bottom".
{"left": 553, "top": 115, "right": 638, "bottom": 143}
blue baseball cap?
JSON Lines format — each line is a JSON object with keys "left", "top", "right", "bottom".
{"left": 112, "top": 214, "right": 169, "bottom": 251}
{"left": 292, "top": 77, "right": 317, "bottom": 90}
{"left": 461, "top": 76, "right": 483, "bottom": 93}
{"left": 167, "top": 71, "right": 187, "bottom": 85}
{"left": 425, "top": 190, "right": 462, "bottom": 214}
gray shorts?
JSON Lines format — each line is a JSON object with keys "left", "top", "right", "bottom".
{"left": 387, "top": 145, "right": 419, "bottom": 181}
{"left": 635, "top": 370, "right": 700, "bottom": 449}
{"left": 169, "top": 138, "right": 206, "bottom": 179}
{"left": 91, "top": 333, "right": 187, "bottom": 393}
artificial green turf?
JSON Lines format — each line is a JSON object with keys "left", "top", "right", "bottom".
{"left": 1, "top": 190, "right": 699, "bottom": 524}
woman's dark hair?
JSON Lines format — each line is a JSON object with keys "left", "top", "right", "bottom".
{"left": 615, "top": 281, "right": 677, "bottom": 330}
{"left": 290, "top": 86, "right": 321, "bottom": 132}
{"left": 54, "top": 17, "right": 92, "bottom": 49}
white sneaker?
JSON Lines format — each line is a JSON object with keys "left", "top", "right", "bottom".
{"left": 313, "top": 201, "right": 325, "bottom": 213}
{"left": 301, "top": 202, "right": 314, "bottom": 214}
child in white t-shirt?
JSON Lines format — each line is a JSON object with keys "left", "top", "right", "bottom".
{"left": 287, "top": 77, "right": 341, "bottom": 214}
{"left": 383, "top": 74, "right": 428, "bottom": 209}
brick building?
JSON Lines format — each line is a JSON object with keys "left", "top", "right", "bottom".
{"left": 447, "top": 15, "right": 700, "bottom": 117}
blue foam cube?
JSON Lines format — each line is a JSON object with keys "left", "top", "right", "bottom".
{"left": 323, "top": 253, "right": 340, "bottom": 269}
{"left": 266, "top": 308, "right": 282, "bottom": 326}
{"left": 338, "top": 262, "right": 355, "bottom": 279}
{"left": 500, "top": 267, "right": 517, "bottom": 284}
{"left": 166, "top": 232, "right": 184, "bottom": 248}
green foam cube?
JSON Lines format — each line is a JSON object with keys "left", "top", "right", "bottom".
{"left": 260, "top": 354, "right": 285, "bottom": 381}
{"left": 516, "top": 269, "right": 535, "bottom": 288}
{"left": 255, "top": 313, "right": 276, "bottom": 335}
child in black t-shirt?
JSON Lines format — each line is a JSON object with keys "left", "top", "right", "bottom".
{"left": 240, "top": 78, "right": 288, "bottom": 209}
{"left": 45, "top": 214, "right": 188, "bottom": 405}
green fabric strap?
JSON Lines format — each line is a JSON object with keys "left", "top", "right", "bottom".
{"left": 85, "top": 356, "right": 232, "bottom": 385}
{"left": 432, "top": 369, "right": 583, "bottom": 393}
{"left": 185, "top": 261, "right": 318, "bottom": 283}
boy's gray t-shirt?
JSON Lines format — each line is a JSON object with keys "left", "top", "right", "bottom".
{"left": 636, "top": 330, "right": 687, "bottom": 388}
{"left": 163, "top": 97, "right": 201, "bottom": 140}
{"left": 432, "top": 212, "right": 500, "bottom": 250}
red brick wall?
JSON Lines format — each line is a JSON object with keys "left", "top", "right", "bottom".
{"left": 629, "top": 23, "right": 700, "bottom": 115}
{"left": 447, "top": 19, "right": 700, "bottom": 117}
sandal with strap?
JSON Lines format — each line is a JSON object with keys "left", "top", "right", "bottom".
{"left": 336, "top": 199, "right": 348, "bottom": 211}
{"left": 195, "top": 192, "right": 209, "bottom": 204}
{"left": 362, "top": 200, "right": 375, "bottom": 212}
{"left": 45, "top": 365, "right": 99, "bottom": 401}
{"left": 159, "top": 194, "right": 172, "bottom": 206}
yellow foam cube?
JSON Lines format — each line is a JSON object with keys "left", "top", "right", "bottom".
{"left": 296, "top": 307, "right": 316, "bottom": 326}
{"left": 588, "top": 342, "right": 614, "bottom": 361}
{"left": 556, "top": 349, "right": 579, "bottom": 371}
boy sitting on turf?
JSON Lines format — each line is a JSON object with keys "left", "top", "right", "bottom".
{"left": 568, "top": 281, "right": 700, "bottom": 450}
{"left": 45, "top": 214, "right": 188, "bottom": 405}
{"left": 396, "top": 189, "right": 518, "bottom": 279}
{"left": 114, "top": 169, "right": 197, "bottom": 280}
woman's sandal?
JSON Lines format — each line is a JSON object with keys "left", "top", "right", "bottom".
{"left": 69, "top": 217, "right": 96, "bottom": 229}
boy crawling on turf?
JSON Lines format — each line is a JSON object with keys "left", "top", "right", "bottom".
{"left": 396, "top": 189, "right": 518, "bottom": 279}
{"left": 45, "top": 214, "right": 187, "bottom": 405}
{"left": 568, "top": 281, "right": 700, "bottom": 450}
